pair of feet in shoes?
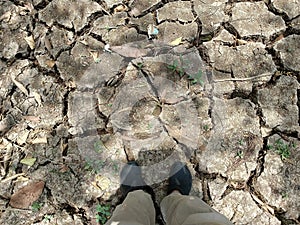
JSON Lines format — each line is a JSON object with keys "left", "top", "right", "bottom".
{"left": 120, "top": 161, "right": 192, "bottom": 198}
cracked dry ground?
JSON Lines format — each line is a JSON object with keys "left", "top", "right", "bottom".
{"left": 0, "top": 0, "right": 300, "bottom": 224}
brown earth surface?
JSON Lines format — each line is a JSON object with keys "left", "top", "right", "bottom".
{"left": 0, "top": 0, "right": 300, "bottom": 224}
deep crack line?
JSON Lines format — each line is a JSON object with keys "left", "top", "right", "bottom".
{"left": 158, "top": 117, "right": 195, "bottom": 159}
{"left": 34, "top": 0, "right": 54, "bottom": 10}
{"left": 138, "top": 66, "right": 161, "bottom": 101}
{"left": 206, "top": 70, "right": 217, "bottom": 132}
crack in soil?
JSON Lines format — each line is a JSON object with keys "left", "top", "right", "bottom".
{"left": 130, "top": 1, "right": 165, "bottom": 18}
{"left": 264, "top": 0, "right": 290, "bottom": 22}
{"left": 34, "top": 0, "right": 54, "bottom": 10}
{"left": 188, "top": 0, "right": 205, "bottom": 46}
{"left": 77, "top": 11, "right": 105, "bottom": 37}
{"left": 194, "top": 165, "right": 221, "bottom": 205}
{"left": 297, "top": 89, "right": 300, "bottom": 127}
{"left": 222, "top": 21, "right": 241, "bottom": 39}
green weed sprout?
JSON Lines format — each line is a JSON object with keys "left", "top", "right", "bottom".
{"left": 268, "top": 139, "right": 296, "bottom": 160}
{"left": 31, "top": 202, "right": 42, "bottom": 212}
{"left": 96, "top": 204, "right": 111, "bottom": 224}
{"left": 188, "top": 70, "right": 203, "bottom": 85}
{"left": 167, "top": 55, "right": 203, "bottom": 85}
{"left": 167, "top": 59, "right": 185, "bottom": 77}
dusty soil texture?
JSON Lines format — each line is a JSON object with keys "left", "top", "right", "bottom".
{"left": 1, "top": 0, "right": 300, "bottom": 224}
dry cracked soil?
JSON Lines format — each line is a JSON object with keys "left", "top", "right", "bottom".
{"left": 0, "top": 0, "right": 300, "bottom": 224}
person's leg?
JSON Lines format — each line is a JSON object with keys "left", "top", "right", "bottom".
{"left": 161, "top": 162, "right": 233, "bottom": 225}
{"left": 105, "top": 190, "right": 155, "bottom": 225}
{"left": 161, "top": 192, "right": 233, "bottom": 225}
{"left": 105, "top": 162, "right": 156, "bottom": 225}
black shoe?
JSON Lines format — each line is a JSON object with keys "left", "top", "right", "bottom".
{"left": 167, "top": 161, "right": 192, "bottom": 195}
{"left": 120, "top": 161, "right": 149, "bottom": 198}
{"left": 119, "top": 161, "right": 162, "bottom": 223}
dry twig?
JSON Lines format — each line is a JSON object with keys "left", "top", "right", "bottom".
{"left": 214, "top": 72, "right": 273, "bottom": 82}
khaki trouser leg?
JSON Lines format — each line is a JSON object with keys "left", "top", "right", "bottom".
{"left": 160, "top": 192, "right": 234, "bottom": 225}
{"left": 105, "top": 190, "right": 156, "bottom": 225}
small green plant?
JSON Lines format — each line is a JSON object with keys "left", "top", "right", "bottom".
{"left": 94, "top": 140, "right": 105, "bottom": 153}
{"left": 84, "top": 159, "right": 105, "bottom": 174}
{"left": 167, "top": 55, "right": 203, "bottom": 85}
{"left": 112, "top": 162, "right": 119, "bottom": 174}
{"left": 188, "top": 70, "right": 203, "bottom": 85}
{"left": 281, "top": 191, "right": 288, "bottom": 199}
{"left": 136, "top": 62, "right": 144, "bottom": 70}
{"left": 147, "top": 123, "right": 153, "bottom": 130}
{"left": 203, "top": 125, "right": 209, "bottom": 131}
{"left": 84, "top": 161, "right": 94, "bottom": 172}
{"left": 167, "top": 59, "right": 185, "bottom": 77}
{"left": 31, "top": 202, "right": 42, "bottom": 212}
{"left": 96, "top": 204, "right": 111, "bottom": 224}
{"left": 268, "top": 139, "right": 295, "bottom": 160}
{"left": 236, "top": 150, "right": 244, "bottom": 159}
{"left": 238, "top": 139, "right": 244, "bottom": 145}
{"left": 43, "top": 214, "right": 53, "bottom": 222}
